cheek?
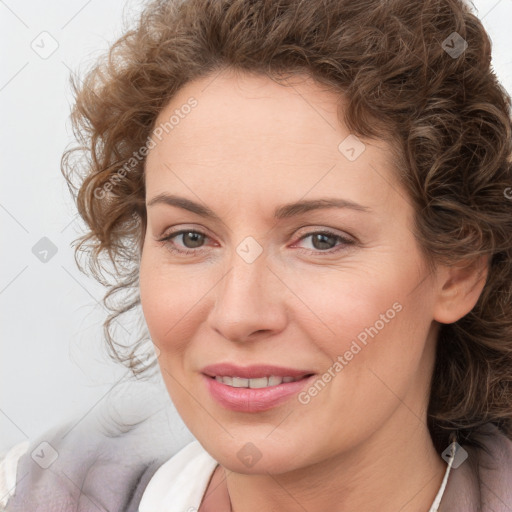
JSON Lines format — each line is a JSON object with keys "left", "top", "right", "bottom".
{"left": 139, "top": 248, "right": 214, "bottom": 359}
{"left": 292, "top": 273, "right": 434, "bottom": 443}
{"left": 296, "top": 261, "right": 431, "bottom": 381}
{"left": 292, "top": 270, "right": 401, "bottom": 350}
{"left": 139, "top": 250, "right": 185, "bottom": 349}
{"left": 317, "top": 274, "right": 433, "bottom": 410}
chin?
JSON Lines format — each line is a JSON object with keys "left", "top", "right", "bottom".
{"left": 201, "top": 436, "right": 308, "bottom": 475}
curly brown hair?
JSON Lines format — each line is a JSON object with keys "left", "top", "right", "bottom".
{"left": 61, "top": 0, "right": 512, "bottom": 453}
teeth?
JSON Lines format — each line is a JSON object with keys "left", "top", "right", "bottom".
{"left": 268, "top": 375, "right": 283, "bottom": 386}
{"left": 232, "top": 377, "right": 249, "bottom": 387}
{"left": 214, "top": 375, "right": 302, "bottom": 388}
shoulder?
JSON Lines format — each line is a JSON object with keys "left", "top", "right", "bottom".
{"left": 1, "top": 381, "right": 195, "bottom": 512}
{"left": 473, "top": 423, "right": 512, "bottom": 508}
{"left": 440, "top": 422, "right": 512, "bottom": 512}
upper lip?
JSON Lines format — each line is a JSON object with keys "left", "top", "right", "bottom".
{"left": 201, "top": 363, "right": 314, "bottom": 379}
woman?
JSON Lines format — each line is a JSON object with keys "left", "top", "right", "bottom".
{"left": 2, "top": 0, "right": 512, "bottom": 510}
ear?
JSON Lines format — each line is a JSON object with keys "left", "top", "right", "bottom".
{"left": 432, "top": 254, "right": 490, "bottom": 324}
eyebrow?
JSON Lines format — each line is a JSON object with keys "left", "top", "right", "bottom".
{"left": 147, "top": 193, "right": 372, "bottom": 220}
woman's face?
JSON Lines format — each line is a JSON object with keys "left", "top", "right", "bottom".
{"left": 139, "top": 69, "right": 441, "bottom": 473}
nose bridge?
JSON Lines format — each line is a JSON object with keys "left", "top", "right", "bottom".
{"left": 208, "top": 241, "right": 286, "bottom": 340}
{"left": 218, "top": 226, "right": 271, "bottom": 300}
{"left": 219, "top": 246, "right": 270, "bottom": 311}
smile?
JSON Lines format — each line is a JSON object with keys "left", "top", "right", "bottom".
{"left": 213, "top": 375, "right": 304, "bottom": 388}
{"left": 203, "top": 373, "right": 315, "bottom": 412}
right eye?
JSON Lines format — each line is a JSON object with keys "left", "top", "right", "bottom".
{"left": 157, "top": 229, "right": 211, "bottom": 255}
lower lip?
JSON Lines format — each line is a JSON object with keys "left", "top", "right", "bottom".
{"left": 202, "top": 374, "right": 315, "bottom": 412}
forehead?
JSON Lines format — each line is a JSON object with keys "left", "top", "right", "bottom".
{"left": 144, "top": 70, "right": 400, "bottom": 210}
{"left": 152, "top": 71, "right": 343, "bottom": 152}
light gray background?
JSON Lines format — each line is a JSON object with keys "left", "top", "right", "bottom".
{"left": 1, "top": 0, "right": 511, "bottom": 454}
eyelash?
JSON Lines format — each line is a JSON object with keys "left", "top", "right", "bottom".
{"left": 156, "top": 228, "right": 355, "bottom": 257}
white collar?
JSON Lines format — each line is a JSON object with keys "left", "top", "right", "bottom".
{"left": 139, "top": 440, "right": 218, "bottom": 512}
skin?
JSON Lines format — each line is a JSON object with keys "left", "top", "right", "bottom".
{"left": 139, "top": 68, "right": 488, "bottom": 512}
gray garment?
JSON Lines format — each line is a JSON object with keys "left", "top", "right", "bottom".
{"left": 438, "top": 422, "right": 512, "bottom": 511}
{"left": 4, "top": 380, "right": 196, "bottom": 512}
{"left": 4, "top": 408, "right": 512, "bottom": 511}
{"left": 4, "top": 421, "right": 174, "bottom": 512}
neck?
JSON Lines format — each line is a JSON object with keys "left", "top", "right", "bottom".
{"left": 224, "top": 407, "right": 446, "bottom": 512}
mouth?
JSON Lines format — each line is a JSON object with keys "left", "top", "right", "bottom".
{"left": 209, "top": 374, "right": 314, "bottom": 388}
{"left": 200, "top": 363, "right": 316, "bottom": 412}
{"left": 201, "top": 362, "right": 314, "bottom": 380}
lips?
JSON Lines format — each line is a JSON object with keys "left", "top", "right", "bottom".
{"left": 201, "top": 362, "right": 316, "bottom": 412}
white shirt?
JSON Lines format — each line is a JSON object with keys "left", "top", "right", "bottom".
{"left": 0, "top": 438, "right": 454, "bottom": 511}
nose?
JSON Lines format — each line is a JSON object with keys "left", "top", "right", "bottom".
{"left": 207, "top": 250, "right": 288, "bottom": 343}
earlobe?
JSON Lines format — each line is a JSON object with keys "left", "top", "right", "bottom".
{"left": 432, "top": 254, "right": 490, "bottom": 325}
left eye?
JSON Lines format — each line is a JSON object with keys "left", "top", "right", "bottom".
{"left": 294, "top": 231, "right": 354, "bottom": 252}
{"left": 157, "top": 229, "right": 354, "bottom": 255}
